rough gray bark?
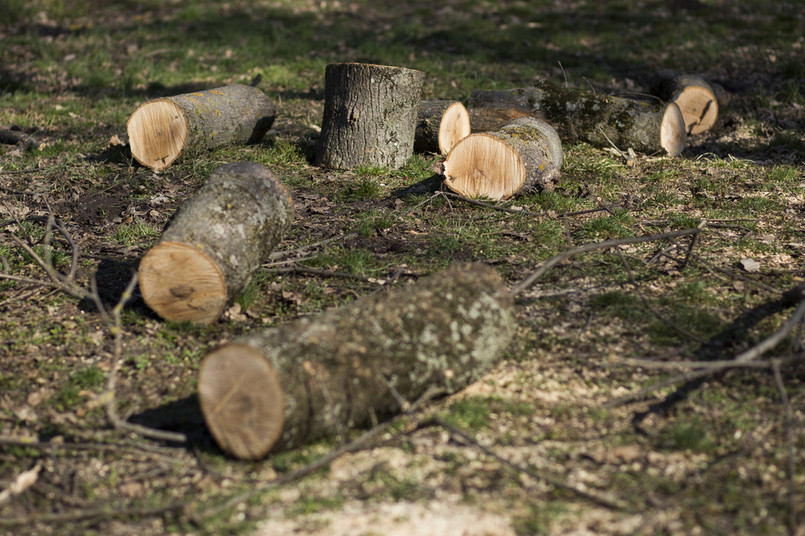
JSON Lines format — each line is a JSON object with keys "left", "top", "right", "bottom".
{"left": 442, "top": 117, "right": 563, "bottom": 200}
{"left": 198, "top": 263, "right": 515, "bottom": 460}
{"left": 138, "top": 162, "right": 294, "bottom": 324}
{"left": 127, "top": 84, "right": 276, "bottom": 170}
{"left": 650, "top": 71, "right": 719, "bottom": 135}
{"left": 414, "top": 100, "right": 471, "bottom": 155}
{"left": 316, "top": 63, "right": 425, "bottom": 170}
{"left": 469, "top": 80, "right": 686, "bottom": 156}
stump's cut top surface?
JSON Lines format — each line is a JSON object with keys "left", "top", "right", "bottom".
{"left": 443, "top": 133, "right": 526, "bottom": 200}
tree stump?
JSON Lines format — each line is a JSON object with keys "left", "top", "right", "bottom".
{"left": 414, "top": 100, "right": 471, "bottom": 155}
{"left": 198, "top": 263, "right": 515, "bottom": 460}
{"left": 127, "top": 85, "right": 276, "bottom": 171}
{"left": 469, "top": 80, "right": 687, "bottom": 156}
{"left": 138, "top": 162, "right": 294, "bottom": 324}
{"left": 650, "top": 72, "right": 719, "bottom": 135}
{"left": 443, "top": 116, "right": 563, "bottom": 200}
{"left": 316, "top": 63, "right": 425, "bottom": 170}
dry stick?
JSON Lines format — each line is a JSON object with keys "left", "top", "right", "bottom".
{"left": 611, "top": 354, "right": 802, "bottom": 371}
{"left": 432, "top": 417, "right": 630, "bottom": 511}
{"left": 511, "top": 227, "right": 701, "bottom": 296}
{"left": 0, "top": 500, "right": 187, "bottom": 528}
{"left": 605, "top": 290, "right": 805, "bottom": 408}
{"left": 191, "top": 386, "right": 443, "bottom": 524}
{"left": 104, "top": 272, "right": 187, "bottom": 444}
{"left": 263, "top": 264, "right": 380, "bottom": 283}
{"left": 772, "top": 360, "right": 798, "bottom": 536}
{"left": 267, "top": 232, "right": 358, "bottom": 261}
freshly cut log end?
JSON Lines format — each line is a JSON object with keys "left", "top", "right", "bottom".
{"left": 415, "top": 100, "right": 471, "bottom": 155}
{"left": 651, "top": 72, "right": 720, "bottom": 135}
{"left": 660, "top": 102, "right": 686, "bottom": 157}
{"left": 127, "top": 100, "right": 188, "bottom": 170}
{"left": 139, "top": 241, "right": 227, "bottom": 324}
{"left": 443, "top": 134, "right": 525, "bottom": 200}
{"left": 127, "top": 84, "right": 276, "bottom": 171}
{"left": 198, "top": 343, "right": 284, "bottom": 461}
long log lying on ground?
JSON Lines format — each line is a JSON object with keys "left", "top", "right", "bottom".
{"left": 414, "top": 100, "right": 471, "bottom": 155}
{"left": 469, "top": 80, "right": 687, "bottom": 156}
{"left": 198, "top": 263, "right": 515, "bottom": 460}
{"left": 650, "top": 72, "right": 719, "bottom": 135}
{"left": 138, "top": 162, "right": 293, "bottom": 324}
{"left": 443, "top": 116, "right": 563, "bottom": 200}
{"left": 127, "top": 84, "right": 276, "bottom": 171}
{"left": 316, "top": 63, "right": 425, "bottom": 170}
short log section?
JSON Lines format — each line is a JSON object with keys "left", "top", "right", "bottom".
{"left": 316, "top": 63, "right": 425, "bottom": 170}
{"left": 127, "top": 84, "right": 276, "bottom": 171}
{"left": 198, "top": 263, "right": 515, "bottom": 460}
{"left": 138, "top": 162, "right": 294, "bottom": 324}
{"left": 469, "top": 80, "right": 686, "bottom": 156}
{"left": 414, "top": 100, "right": 471, "bottom": 155}
{"left": 443, "top": 116, "right": 563, "bottom": 200}
{"left": 650, "top": 72, "right": 719, "bottom": 135}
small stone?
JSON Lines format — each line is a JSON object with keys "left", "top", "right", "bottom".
{"left": 739, "top": 258, "right": 761, "bottom": 273}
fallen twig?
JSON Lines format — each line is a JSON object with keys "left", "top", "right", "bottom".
{"left": 772, "top": 361, "right": 798, "bottom": 535}
{"left": 511, "top": 227, "right": 701, "bottom": 296}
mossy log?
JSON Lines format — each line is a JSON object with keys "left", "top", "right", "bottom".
{"left": 198, "top": 263, "right": 515, "bottom": 460}
{"left": 414, "top": 100, "right": 471, "bottom": 155}
{"left": 138, "top": 162, "right": 293, "bottom": 324}
{"left": 650, "top": 72, "right": 719, "bottom": 135}
{"left": 443, "top": 117, "right": 563, "bottom": 200}
{"left": 127, "top": 84, "right": 276, "bottom": 171}
{"left": 469, "top": 80, "right": 686, "bottom": 156}
{"left": 316, "top": 63, "right": 425, "bottom": 170}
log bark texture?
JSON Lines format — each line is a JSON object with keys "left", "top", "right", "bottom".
{"left": 650, "top": 72, "right": 719, "bottom": 135}
{"left": 443, "top": 116, "right": 563, "bottom": 200}
{"left": 469, "top": 80, "right": 686, "bottom": 156}
{"left": 138, "top": 162, "right": 294, "bottom": 324}
{"left": 127, "top": 84, "right": 276, "bottom": 171}
{"left": 316, "top": 63, "right": 425, "bottom": 170}
{"left": 198, "top": 263, "right": 515, "bottom": 460}
{"left": 414, "top": 100, "right": 471, "bottom": 155}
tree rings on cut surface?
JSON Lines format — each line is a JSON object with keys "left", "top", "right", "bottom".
{"left": 316, "top": 62, "right": 425, "bottom": 170}
{"left": 443, "top": 117, "right": 563, "bottom": 200}
{"left": 415, "top": 100, "right": 471, "bottom": 155}
{"left": 127, "top": 84, "right": 276, "bottom": 170}
{"left": 651, "top": 72, "right": 719, "bottom": 135}
{"left": 138, "top": 162, "right": 294, "bottom": 324}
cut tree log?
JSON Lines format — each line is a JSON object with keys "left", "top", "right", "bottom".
{"left": 198, "top": 262, "right": 515, "bottom": 460}
{"left": 316, "top": 63, "right": 425, "bottom": 170}
{"left": 443, "top": 116, "right": 563, "bottom": 200}
{"left": 414, "top": 100, "right": 471, "bottom": 155}
{"left": 127, "top": 84, "right": 276, "bottom": 171}
{"left": 650, "top": 72, "right": 719, "bottom": 135}
{"left": 138, "top": 162, "right": 293, "bottom": 324}
{"left": 469, "top": 80, "right": 686, "bottom": 156}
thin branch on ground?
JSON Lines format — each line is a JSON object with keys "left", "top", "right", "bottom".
{"left": 511, "top": 227, "right": 701, "bottom": 296}
{"left": 267, "top": 232, "right": 358, "bottom": 261}
{"left": 0, "top": 499, "right": 188, "bottom": 528}
{"left": 431, "top": 417, "right": 631, "bottom": 512}
{"left": 263, "top": 264, "right": 382, "bottom": 283}
{"left": 609, "top": 354, "right": 802, "bottom": 371}
{"left": 605, "top": 286, "right": 805, "bottom": 408}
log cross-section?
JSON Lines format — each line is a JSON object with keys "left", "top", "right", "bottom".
{"left": 198, "top": 263, "right": 515, "bottom": 460}
{"left": 414, "top": 100, "right": 471, "bottom": 155}
{"left": 138, "top": 162, "right": 294, "bottom": 324}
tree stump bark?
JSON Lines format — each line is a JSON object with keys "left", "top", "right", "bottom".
{"left": 414, "top": 100, "right": 471, "bottom": 155}
{"left": 443, "top": 116, "right": 563, "bottom": 200}
{"left": 469, "top": 80, "right": 686, "bottom": 156}
{"left": 127, "top": 84, "right": 276, "bottom": 171}
{"left": 138, "top": 162, "right": 294, "bottom": 324}
{"left": 650, "top": 72, "right": 719, "bottom": 135}
{"left": 198, "top": 263, "right": 515, "bottom": 460}
{"left": 316, "top": 63, "right": 425, "bottom": 170}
